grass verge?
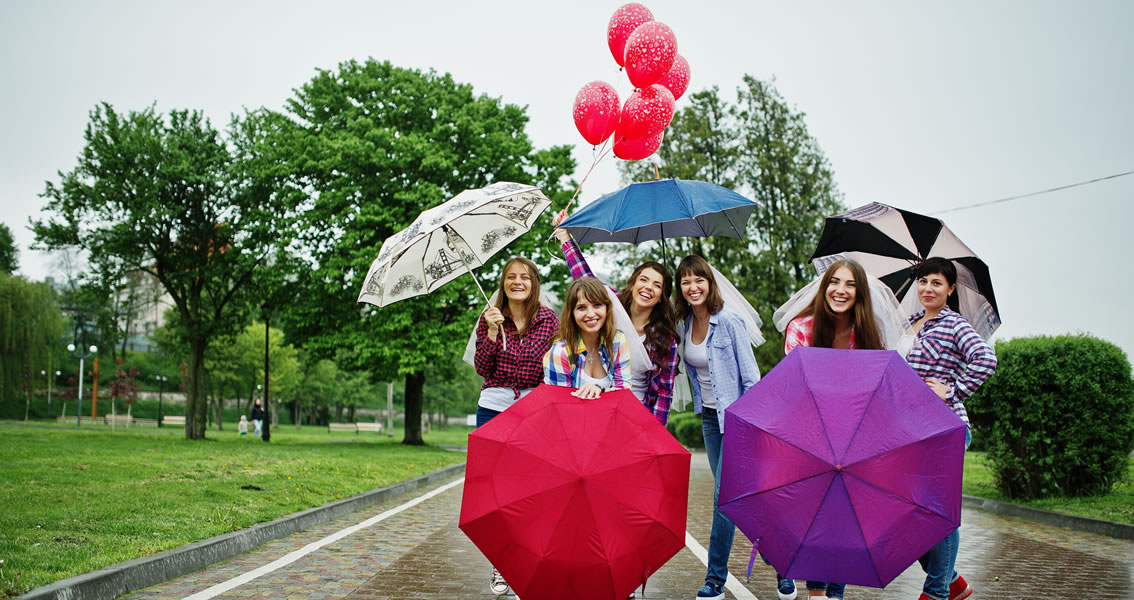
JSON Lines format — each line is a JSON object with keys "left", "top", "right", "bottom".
{"left": 964, "top": 451, "right": 1134, "bottom": 524}
{"left": 0, "top": 422, "right": 471, "bottom": 598}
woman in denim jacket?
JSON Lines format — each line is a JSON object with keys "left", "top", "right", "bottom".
{"left": 675, "top": 255, "right": 762, "bottom": 600}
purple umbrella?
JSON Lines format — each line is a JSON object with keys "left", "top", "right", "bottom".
{"left": 719, "top": 347, "right": 966, "bottom": 588}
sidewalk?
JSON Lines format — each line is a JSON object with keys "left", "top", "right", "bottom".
{"left": 124, "top": 454, "right": 1134, "bottom": 600}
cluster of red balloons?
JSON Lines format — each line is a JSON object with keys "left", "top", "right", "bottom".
{"left": 572, "top": 3, "right": 690, "bottom": 161}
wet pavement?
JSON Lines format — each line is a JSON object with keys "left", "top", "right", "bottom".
{"left": 127, "top": 453, "right": 1134, "bottom": 600}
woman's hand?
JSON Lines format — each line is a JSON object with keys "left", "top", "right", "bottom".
{"left": 925, "top": 377, "right": 949, "bottom": 402}
{"left": 572, "top": 384, "right": 603, "bottom": 400}
{"left": 552, "top": 209, "right": 568, "bottom": 227}
{"left": 553, "top": 228, "right": 571, "bottom": 243}
{"left": 483, "top": 306, "right": 505, "bottom": 341}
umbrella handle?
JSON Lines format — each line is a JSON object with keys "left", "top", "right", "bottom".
{"left": 445, "top": 225, "right": 506, "bottom": 351}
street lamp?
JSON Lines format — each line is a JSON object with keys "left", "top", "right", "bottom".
{"left": 41, "top": 369, "right": 59, "bottom": 419}
{"left": 155, "top": 375, "right": 168, "bottom": 427}
{"left": 67, "top": 343, "right": 98, "bottom": 427}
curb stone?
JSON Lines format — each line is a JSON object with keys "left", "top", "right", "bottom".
{"left": 14, "top": 463, "right": 467, "bottom": 600}
{"left": 961, "top": 494, "right": 1134, "bottom": 540}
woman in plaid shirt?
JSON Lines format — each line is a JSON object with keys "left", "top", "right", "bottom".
{"left": 543, "top": 277, "right": 631, "bottom": 398}
{"left": 905, "top": 257, "right": 996, "bottom": 600}
{"left": 552, "top": 227, "right": 681, "bottom": 425}
{"left": 473, "top": 257, "right": 559, "bottom": 596}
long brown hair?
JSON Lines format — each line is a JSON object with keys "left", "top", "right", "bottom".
{"left": 674, "top": 255, "right": 724, "bottom": 320}
{"left": 555, "top": 277, "right": 616, "bottom": 366}
{"left": 795, "top": 259, "right": 884, "bottom": 350}
{"left": 495, "top": 257, "right": 541, "bottom": 336}
{"left": 619, "top": 261, "right": 681, "bottom": 365}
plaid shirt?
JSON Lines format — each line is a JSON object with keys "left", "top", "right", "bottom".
{"left": 560, "top": 238, "right": 679, "bottom": 425}
{"left": 543, "top": 331, "right": 631, "bottom": 390}
{"left": 905, "top": 306, "right": 998, "bottom": 426}
{"left": 783, "top": 315, "right": 857, "bottom": 354}
{"left": 475, "top": 304, "right": 559, "bottom": 399}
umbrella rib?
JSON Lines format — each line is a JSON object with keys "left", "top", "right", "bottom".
{"left": 839, "top": 480, "right": 885, "bottom": 587}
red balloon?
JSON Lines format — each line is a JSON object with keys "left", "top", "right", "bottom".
{"left": 607, "top": 3, "right": 654, "bottom": 67}
{"left": 619, "top": 84, "right": 675, "bottom": 140}
{"left": 572, "top": 81, "right": 621, "bottom": 145}
{"left": 656, "top": 54, "right": 690, "bottom": 100}
{"left": 613, "top": 130, "right": 665, "bottom": 161}
{"left": 624, "top": 21, "right": 678, "bottom": 88}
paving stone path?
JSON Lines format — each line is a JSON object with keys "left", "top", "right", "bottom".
{"left": 127, "top": 454, "right": 1134, "bottom": 600}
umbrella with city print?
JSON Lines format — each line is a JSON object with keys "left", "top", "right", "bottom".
{"left": 357, "top": 182, "right": 551, "bottom": 345}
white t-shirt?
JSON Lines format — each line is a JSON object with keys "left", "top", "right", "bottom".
{"left": 684, "top": 335, "right": 716, "bottom": 409}
{"left": 630, "top": 333, "right": 653, "bottom": 401}
{"left": 478, "top": 386, "right": 534, "bottom": 412}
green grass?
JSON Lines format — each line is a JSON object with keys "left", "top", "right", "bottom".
{"left": 963, "top": 451, "right": 1134, "bottom": 524}
{"left": 0, "top": 423, "right": 471, "bottom": 598}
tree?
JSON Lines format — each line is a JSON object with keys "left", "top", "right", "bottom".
{"left": 617, "top": 77, "right": 844, "bottom": 370}
{"left": 0, "top": 274, "right": 64, "bottom": 416}
{"left": 265, "top": 60, "right": 575, "bottom": 445}
{"left": 0, "top": 223, "right": 18, "bottom": 274}
{"left": 33, "top": 103, "right": 292, "bottom": 439}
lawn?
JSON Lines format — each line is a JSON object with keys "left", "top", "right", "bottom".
{"left": 963, "top": 451, "right": 1134, "bottom": 524}
{"left": 0, "top": 422, "right": 472, "bottom": 598}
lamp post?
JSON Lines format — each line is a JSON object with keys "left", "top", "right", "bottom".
{"left": 155, "top": 375, "right": 168, "bottom": 427}
{"left": 67, "top": 343, "right": 98, "bottom": 426}
{"left": 41, "top": 369, "right": 59, "bottom": 418}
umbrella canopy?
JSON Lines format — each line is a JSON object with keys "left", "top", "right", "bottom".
{"left": 460, "top": 385, "right": 691, "bottom": 600}
{"left": 357, "top": 182, "right": 550, "bottom": 307}
{"left": 719, "top": 347, "right": 966, "bottom": 588}
{"left": 810, "top": 202, "right": 1001, "bottom": 339}
{"left": 559, "top": 178, "right": 757, "bottom": 244}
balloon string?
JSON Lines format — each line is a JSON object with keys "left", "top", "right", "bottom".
{"left": 561, "top": 139, "right": 614, "bottom": 216}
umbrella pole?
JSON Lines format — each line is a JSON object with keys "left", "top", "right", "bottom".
{"left": 445, "top": 226, "right": 506, "bottom": 351}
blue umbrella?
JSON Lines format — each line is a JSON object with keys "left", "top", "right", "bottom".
{"left": 559, "top": 179, "right": 758, "bottom": 246}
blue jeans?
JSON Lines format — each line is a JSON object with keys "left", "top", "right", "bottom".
{"left": 702, "top": 408, "right": 736, "bottom": 586}
{"left": 807, "top": 581, "right": 845, "bottom": 599}
{"left": 918, "top": 428, "right": 972, "bottom": 599}
{"left": 475, "top": 405, "right": 500, "bottom": 428}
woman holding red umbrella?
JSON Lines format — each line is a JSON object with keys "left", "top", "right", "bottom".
{"left": 905, "top": 257, "right": 997, "bottom": 600}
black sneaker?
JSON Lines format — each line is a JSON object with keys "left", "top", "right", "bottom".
{"left": 776, "top": 576, "right": 797, "bottom": 600}
{"left": 695, "top": 581, "right": 724, "bottom": 600}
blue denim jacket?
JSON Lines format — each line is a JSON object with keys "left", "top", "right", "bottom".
{"left": 682, "top": 307, "right": 761, "bottom": 432}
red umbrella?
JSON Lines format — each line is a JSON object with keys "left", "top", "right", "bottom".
{"left": 459, "top": 385, "right": 690, "bottom": 600}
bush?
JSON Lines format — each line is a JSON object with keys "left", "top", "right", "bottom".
{"left": 667, "top": 410, "right": 704, "bottom": 449}
{"left": 968, "top": 335, "right": 1134, "bottom": 499}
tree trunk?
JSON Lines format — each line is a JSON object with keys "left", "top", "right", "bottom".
{"left": 186, "top": 337, "right": 208, "bottom": 439}
{"left": 402, "top": 371, "right": 425, "bottom": 446}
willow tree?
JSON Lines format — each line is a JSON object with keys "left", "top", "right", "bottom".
{"left": 33, "top": 103, "right": 293, "bottom": 439}
{"left": 0, "top": 274, "right": 63, "bottom": 416}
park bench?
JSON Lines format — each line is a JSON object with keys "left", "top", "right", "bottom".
{"left": 328, "top": 422, "right": 357, "bottom": 433}
{"left": 56, "top": 416, "right": 104, "bottom": 425}
{"left": 104, "top": 414, "right": 133, "bottom": 426}
{"left": 356, "top": 422, "right": 383, "bottom": 434}
{"left": 162, "top": 415, "right": 186, "bottom": 426}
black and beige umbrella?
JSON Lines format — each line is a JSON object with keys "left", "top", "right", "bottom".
{"left": 810, "top": 202, "right": 1001, "bottom": 339}
{"left": 357, "top": 182, "right": 552, "bottom": 347}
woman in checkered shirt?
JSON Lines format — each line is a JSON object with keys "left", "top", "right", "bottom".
{"left": 905, "top": 257, "right": 996, "bottom": 600}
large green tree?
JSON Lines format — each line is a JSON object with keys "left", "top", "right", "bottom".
{"left": 618, "top": 76, "right": 845, "bottom": 370}
{"left": 33, "top": 103, "right": 293, "bottom": 439}
{"left": 265, "top": 60, "right": 575, "bottom": 445}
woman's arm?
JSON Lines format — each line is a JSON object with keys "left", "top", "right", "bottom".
{"left": 473, "top": 314, "right": 500, "bottom": 379}
{"left": 948, "top": 319, "right": 998, "bottom": 403}
{"left": 609, "top": 332, "right": 632, "bottom": 391}
{"left": 648, "top": 338, "right": 680, "bottom": 426}
{"left": 543, "top": 342, "right": 575, "bottom": 387}
{"left": 784, "top": 317, "right": 808, "bottom": 355}
{"left": 514, "top": 309, "right": 560, "bottom": 389}
{"left": 728, "top": 313, "right": 762, "bottom": 394}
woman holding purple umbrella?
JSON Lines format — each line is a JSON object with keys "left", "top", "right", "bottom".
{"left": 905, "top": 257, "right": 997, "bottom": 600}
{"left": 781, "top": 258, "right": 885, "bottom": 600}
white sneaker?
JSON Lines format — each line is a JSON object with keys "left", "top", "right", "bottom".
{"left": 490, "top": 568, "right": 510, "bottom": 595}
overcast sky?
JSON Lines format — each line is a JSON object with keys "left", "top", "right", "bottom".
{"left": 2, "top": 0, "right": 1132, "bottom": 361}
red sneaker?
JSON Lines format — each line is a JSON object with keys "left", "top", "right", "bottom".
{"left": 949, "top": 575, "right": 973, "bottom": 600}
{"left": 917, "top": 594, "right": 934, "bottom": 600}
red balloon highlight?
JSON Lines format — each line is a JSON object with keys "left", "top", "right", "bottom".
{"left": 572, "top": 81, "right": 621, "bottom": 145}
{"left": 624, "top": 21, "right": 678, "bottom": 88}
{"left": 607, "top": 3, "right": 654, "bottom": 68}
